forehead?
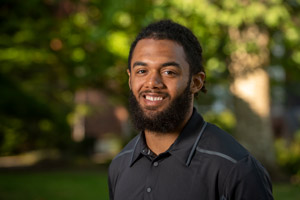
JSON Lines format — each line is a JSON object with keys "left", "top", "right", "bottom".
{"left": 131, "top": 39, "right": 188, "bottom": 64}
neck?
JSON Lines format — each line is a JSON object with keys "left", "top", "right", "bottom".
{"left": 144, "top": 108, "right": 193, "bottom": 155}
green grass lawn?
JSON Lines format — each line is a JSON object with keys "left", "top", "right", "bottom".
{"left": 0, "top": 170, "right": 109, "bottom": 200}
{"left": 0, "top": 170, "right": 299, "bottom": 200}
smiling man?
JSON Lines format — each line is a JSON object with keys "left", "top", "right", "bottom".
{"left": 108, "top": 20, "right": 273, "bottom": 200}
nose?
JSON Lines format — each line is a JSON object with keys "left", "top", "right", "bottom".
{"left": 145, "top": 71, "right": 164, "bottom": 89}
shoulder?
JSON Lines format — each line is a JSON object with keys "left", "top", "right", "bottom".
{"left": 108, "top": 134, "right": 141, "bottom": 199}
{"left": 197, "top": 122, "right": 249, "bottom": 163}
{"left": 197, "top": 123, "right": 273, "bottom": 199}
{"left": 223, "top": 155, "right": 273, "bottom": 199}
{"left": 108, "top": 134, "right": 140, "bottom": 174}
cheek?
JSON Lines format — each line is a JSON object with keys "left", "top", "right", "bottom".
{"left": 171, "top": 79, "right": 189, "bottom": 95}
{"left": 130, "top": 78, "right": 143, "bottom": 93}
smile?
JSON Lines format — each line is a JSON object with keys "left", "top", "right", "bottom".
{"left": 145, "top": 96, "right": 163, "bottom": 101}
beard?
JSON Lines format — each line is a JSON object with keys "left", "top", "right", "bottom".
{"left": 128, "top": 82, "right": 193, "bottom": 133}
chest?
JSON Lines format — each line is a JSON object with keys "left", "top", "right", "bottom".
{"left": 113, "top": 156, "right": 224, "bottom": 200}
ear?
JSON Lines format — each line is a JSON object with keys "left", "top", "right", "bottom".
{"left": 190, "top": 72, "right": 205, "bottom": 94}
{"left": 127, "top": 69, "right": 131, "bottom": 90}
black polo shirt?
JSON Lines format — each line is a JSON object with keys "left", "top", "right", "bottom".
{"left": 108, "top": 109, "right": 273, "bottom": 200}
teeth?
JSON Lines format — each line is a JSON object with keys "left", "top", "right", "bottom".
{"left": 145, "top": 96, "right": 163, "bottom": 101}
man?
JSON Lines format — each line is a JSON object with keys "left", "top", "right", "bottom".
{"left": 108, "top": 20, "right": 273, "bottom": 200}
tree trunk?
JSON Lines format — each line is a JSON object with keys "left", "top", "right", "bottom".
{"left": 228, "top": 26, "right": 277, "bottom": 171}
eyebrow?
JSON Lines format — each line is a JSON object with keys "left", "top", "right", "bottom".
{"left": 132, "top": 61, "right": 181, "bottom": 69}
{"left": 162, "top": 61, "right": 180, "bottom": 68}
{"left": 132, "top": 61, "right": 147, "bottom": 68}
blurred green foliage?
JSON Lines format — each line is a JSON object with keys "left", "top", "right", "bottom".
{"left": 0, "top": 0, "right": 300, "bottom": 179}
{"left": 275, "top": 130, "right": 300, "bottom": 183}
{"left": 0, "top": 0, "right": 155, "bottom": 155}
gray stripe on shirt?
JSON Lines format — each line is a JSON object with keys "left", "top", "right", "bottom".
{"left": 196, "top": 147, "right": 237, "bottom": 163}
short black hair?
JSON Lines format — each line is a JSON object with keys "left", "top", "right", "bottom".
{"left": 128, "top": 19, "right": 207, "bottom": 93}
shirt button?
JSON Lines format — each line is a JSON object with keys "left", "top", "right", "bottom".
{"left": 153, "top": 162, "right": 159, "bottom": 167}
{"left": 146, "top": 187, "right": 152, "bottom": 193}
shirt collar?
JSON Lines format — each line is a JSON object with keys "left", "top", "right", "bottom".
{"left": 129, "top": 108, "right": 207, "bottom": 167}
{"left": 129, "top": 132, "right": 146, "bottom": 167}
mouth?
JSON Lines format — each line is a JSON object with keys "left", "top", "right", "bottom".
{"left": 140, "top": 92, "right": 168, "bottom": 108}
{"left": 144, "top": 95, "right": 163, "bottom": 102}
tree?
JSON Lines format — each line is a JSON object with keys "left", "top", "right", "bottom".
{"left": 1, "top": 0, "right": 299, "bottom": 175}
{"left": 0, "top": 0, "right": 157, "bottom": 155}
{"left": 148, "top": 0, "right": 300, "bottom": 171}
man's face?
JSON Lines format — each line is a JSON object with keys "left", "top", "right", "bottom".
{"left": 128, "top": 39, "right": 194, "bottom": 132}
{"left": 128, "top": 39, "right": 191, "bottom": 116}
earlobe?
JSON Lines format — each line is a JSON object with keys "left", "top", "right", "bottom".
{"left": 190, "top": 72, "right": 205, "bottom": 94}
{"left": 127, "top": 69, "right": 131, "bottom": 90}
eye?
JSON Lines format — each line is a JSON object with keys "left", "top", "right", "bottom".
{"left": 137, "top": 69, "right": 147, "bottom": 74}
{"left": 163, "top": 70, "right": 176, "bottom": 76}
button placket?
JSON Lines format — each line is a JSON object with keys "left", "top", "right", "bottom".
{"left": 144, "top": 154, "right": 168, "bottom": 199}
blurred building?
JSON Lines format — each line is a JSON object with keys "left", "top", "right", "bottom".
{"left": 72, "top": 89, "right": 130, "bottom": 162}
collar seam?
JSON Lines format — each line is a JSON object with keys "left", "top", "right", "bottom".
{"left": 185, "top": 121, "right": 207, "bottom": 166}
{"left": 114, "top": 149, "right": 134, "bottom": 161}
{"left": 129, "top": 134, "right": 141, "bottom": 167}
